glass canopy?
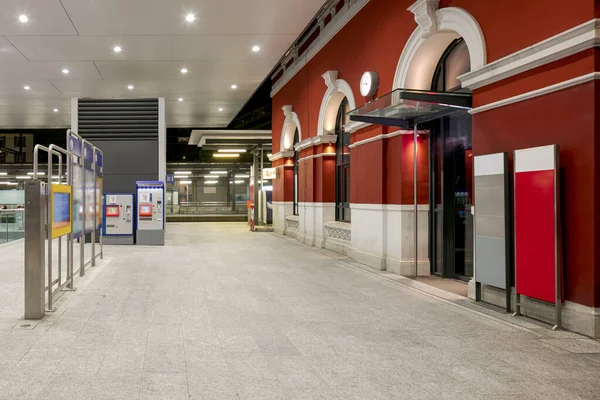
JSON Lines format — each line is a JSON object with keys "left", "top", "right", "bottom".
{"left": 347, "top": 89, "right": 472, "bottom": 128}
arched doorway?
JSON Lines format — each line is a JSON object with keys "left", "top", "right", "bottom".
{"left": 428, "top": 38, "right": 474, "bottom": 280}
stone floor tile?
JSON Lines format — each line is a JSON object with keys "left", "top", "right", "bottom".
{"left": 0, "top": 223, "right": 599, "bottom": 400}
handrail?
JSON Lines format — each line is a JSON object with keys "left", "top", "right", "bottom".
{"left": 270, "top": 0, "right": 352, "bottom": 85}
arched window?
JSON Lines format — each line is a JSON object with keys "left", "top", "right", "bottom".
{"left": 432, "top": 38, "right": 471, "bottom": 93}
{"left": 335, "top": 98, "right": 351, "bottom": 222}
{"left": 292, "top": 128, "right": 300, "bottom": 216}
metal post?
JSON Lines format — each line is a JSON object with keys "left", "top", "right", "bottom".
{"left": 513, "top": 150, "right": 521, "bottom": 317}
{"left": 414, "top": 125, "right": 418, "bottom": 278}
{"left": 553, "top": 145, "right": 562, "bottom": 330}
{"left": 80, "top": 140, "right": 88, "bottom": 277}
{"left": 91, "top": 148, "right": 96, "bottom": 267}
{"left": 47, "top": 150, "right": 55, "bottom": 312}
{"left": 66, "top": 130, "right": 74, "bottom": 288}
{"left": 24, "top": 180, "right": 46, "bottom": 319}
{"left": 253, "top": 149, "right": 259, "bottom": 228}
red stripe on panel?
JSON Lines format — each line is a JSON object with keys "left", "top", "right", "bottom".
{"left": 515, "top": 170, "right": 556, "bottom": 303}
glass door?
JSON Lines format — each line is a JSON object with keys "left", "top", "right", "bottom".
{"left": 429, "top": 111, "right": 473, "bottom": 280}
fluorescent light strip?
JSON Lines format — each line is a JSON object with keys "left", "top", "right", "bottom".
{"left": 0, "top": 182, "right": 18, "bottom": 186}
{"left": 213, "top": 154, "right": 240, "bottom": 158}
{"left": 175, "top": 175, "right": 190, "bottom": 179}
{"left": 218, "top": 149, "right": 246, "bottom": 153}
{"left": 204, "top": 175, "right": 219, "bottom": 179}
{"left": 27, "top": 172, "right": 45, "bottom": 176}
{"left": 180, "top": 180, "right": 192, "bottom": 185}
{"left": 0, "top": 172, "right": 7, "bottom": 176}
{"left": 210, "top": 171, "right": 228, "bottom": 175}
{"left": 235, "top": 175, "right": 249, "bottom": 178}
{"left": 174, "top": 171, "right": 191, "bottom": 175}
{"left": 205, "top": 180, "right": 218, "bottom": 184}
{"left": 16, "top": 176, "right": 32, "bottom": 180}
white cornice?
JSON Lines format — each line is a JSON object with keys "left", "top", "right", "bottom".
{"left": 470, "top": 72, "right": 600, "bottom": 114}
{"left": 297, "top": 153, "right": 336, "bottom": 163}
{"left": 295, "top": 135, "right": 338, "bottom": 151}
{"left": 344, "top": 120, "right": 372, "bottom": 133}
{"left": 460, "top": 19, "right": 600, "bottom": 90}
{"left": 269, "top": 151, "right": 294, "bottom": 161}
{"left": 348, "top": 129, "right": 420, "bottom": 149}
{"left": 271, "top": 0, "right": 370, "bottom": 97}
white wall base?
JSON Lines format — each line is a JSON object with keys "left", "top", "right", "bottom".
{"left": 479, "top": 284, "right": 600, "bottom": 338}
{"left": 386, "top": 258, "right": 430, "bottom": 277}
{"left": 273, "top": 202, "right": 293, "bottom": 235}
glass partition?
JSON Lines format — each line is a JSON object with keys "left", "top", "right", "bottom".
{"left": 0, "top": 210, "right": 25, "bottom": 244}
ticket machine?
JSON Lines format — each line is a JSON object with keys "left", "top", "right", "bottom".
{"left": 136, "top": 181, "right": 165, "bottom": 246}
{"left": 102, "top": 194, "right": 134, "bottom": 245}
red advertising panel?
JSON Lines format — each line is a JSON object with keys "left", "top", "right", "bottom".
{"left": 514, "top": 145, "right": 560, "bottom": 304}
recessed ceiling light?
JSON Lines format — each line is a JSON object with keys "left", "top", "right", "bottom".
{"left": 53, "top": 108, "right": 59, "bottom": 112}
{"left": 231, "top": 84, "right": 238, "bottom": 90}
{"left": 178, "top": 98, "right": 183, "bottom": 102}
{"left": 181, "top": 68, "right": 188, "bottom": 74}
{"left": 18, "top": 15, "right": 28, "bottom": 23}
{"left": 218, "top": 108, "right": 224, "bottom": 112}
{"left": 127, "top": 85, "right": 134, "bottom": 90}
{"left": 23, "top": 86, "right": 30, "bottom": 90}
{"left": 113, "top": 46, "right": 122, "bottom": 53}
{"left": 185, "top": 13, "right": 195, "bottom": 22}
{"left": 62, "top": 68, "right": 69, "bottom": 74}
{"left": 252, "top": 45, "right": 260, "bottom": 52}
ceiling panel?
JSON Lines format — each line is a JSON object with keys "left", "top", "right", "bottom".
{"left": 0, "top": 80, "right": 62, "bottom": 96}
{"left": 0, "top": 0, "right": 77, "bottom": 35}
{"left": 50, "top": 79, "right": 260, "bottom": 97}
{"left": 0, "top": 113, "right": 70, "bottom": 128}
{"left": 0, "top": 61, "right": 102, "bottom": 80}
{"left": 0, "top": 37, "right": 27, "bottom": 61}
{"left": 94, "top": 60, "right": 274, "bottom": 81}
{"left": 7, "top": 35, "right": 172, "bottom": 62}
{"left": 169, "top": 34, "right": 295, "bottom": 61}
{"left": 0, "top": 0, "right": 324, "bottom": 128}
{"left": 61, "top": 0, "right": 325, "bottom": 35}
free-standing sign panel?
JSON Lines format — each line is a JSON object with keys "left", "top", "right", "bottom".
{"left": 51, "top": 184, "right": 72, "bottom": 239}
{"left": 474, "top": 153, "right": 510, "bottom": 291}
{"left": 514, "top": 145, "right": 561, "bottom": 305}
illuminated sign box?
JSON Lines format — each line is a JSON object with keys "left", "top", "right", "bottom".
{"left": 262, "top": 168, "right": 276, "bottom": 180}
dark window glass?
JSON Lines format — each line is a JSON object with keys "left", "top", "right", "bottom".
{"left": 335, "top": 98, "right": 351, "bottom": 222}
{"left": 432, "top": 39, "right": 471, "bottom": 93}
{"left": 292, "top": 128, "right": 300, "bottom": 216}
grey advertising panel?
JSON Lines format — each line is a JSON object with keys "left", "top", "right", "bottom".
{"left": 474, "top": 153, "right": 509, "bottom": 291}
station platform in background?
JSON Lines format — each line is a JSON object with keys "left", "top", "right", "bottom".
{"left": 1, "top": 223, "right": 600, "bottom": 400}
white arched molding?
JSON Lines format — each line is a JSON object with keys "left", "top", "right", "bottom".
{"left": 393, "top": 1, "right": 487, "bottom": 90}
{"left": 280, "top": 105, "right": 302, "bottom": 152}
{"left": 317, "top": 71, "right": 356, "bottom": 137}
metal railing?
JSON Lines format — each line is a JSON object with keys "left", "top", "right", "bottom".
{"left": 271, "top": 0, "right": 356, "bottom": 86}
{"left": 0, "top": 209, "right": 24, "bottom": 244}
{"left": 169, "top": 202, "right": 247, "bottom": 215}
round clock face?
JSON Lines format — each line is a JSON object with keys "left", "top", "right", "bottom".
{"left": 360, "top": 72, "right": 377, "bottom": 97}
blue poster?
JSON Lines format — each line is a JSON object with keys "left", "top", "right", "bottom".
{"left": 53, "top": 193, "right": 70, "bottom": 228}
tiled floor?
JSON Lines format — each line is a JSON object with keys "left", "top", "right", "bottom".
{"left": 1, "top": 222, "right": 600, "bottom": 399}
